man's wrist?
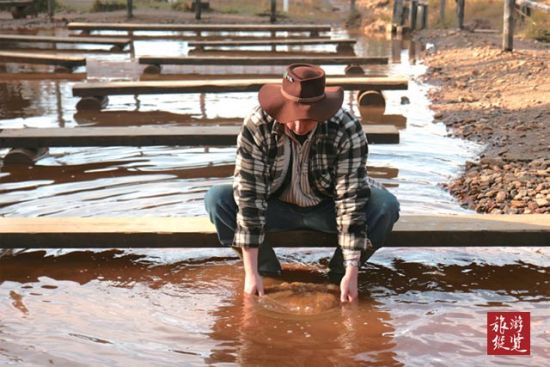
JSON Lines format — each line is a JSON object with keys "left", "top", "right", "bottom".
{"left": 344, "top": 265, "right": 359, "bottom": 276}
{"left": 242, "top": 247, "right": 259, "bottom": 274}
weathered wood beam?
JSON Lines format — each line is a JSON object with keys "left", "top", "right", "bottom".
{"left": 0, "top": 215, "right": 548, "bottom": 248}
{"left": 0, "top": 125, "right": 399, "bottom": 147}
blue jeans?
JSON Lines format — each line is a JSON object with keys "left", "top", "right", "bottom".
{"left": 204, "top": 184, "right": 400, "bottom": 275}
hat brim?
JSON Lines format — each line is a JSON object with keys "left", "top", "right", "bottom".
{"left": 258, "top": 84, "right": 344, "bottom": 124}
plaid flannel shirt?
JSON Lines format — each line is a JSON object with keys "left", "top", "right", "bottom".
{"left": 233, "top": 105, "right": 372, "bottom": 253}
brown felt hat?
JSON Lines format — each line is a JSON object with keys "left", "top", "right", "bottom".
{"left": 258, "top": 63, "right": 344, "bottom": 124}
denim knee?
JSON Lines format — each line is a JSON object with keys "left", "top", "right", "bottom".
{"left": 380, "top": 190, "right": 400, "bottom": 223}
{"left": 204, "top": 184, "right": 234, "bottom": 219}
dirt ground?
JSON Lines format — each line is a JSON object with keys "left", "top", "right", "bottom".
{"left": 414, "top": 30, "right": 550, "bottom": 214}
{"left": 353, "top": 0, "right": 550, "bottom": 214}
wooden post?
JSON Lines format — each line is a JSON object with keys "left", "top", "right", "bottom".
{"left": 127, "top": 0, "right": 133, "bottom": 19}
{"left": 456, "top": 0, "right": 465, "bottom": 29}
{"left": 195, "top": 0, "right": 201, "bottom": 20}
{"left": 409, "top": 0, "right": 418, "bottom": 30}
{"left": 392, "top": 0, "right": 403, "bottom": 25}
{"left": 47, "top": 0, "right": 54, "bottom": 21}
{"left": 419, "top": 4, "right": 428, "bottom": 29}
{"left": 350, "top": 0, "right": 356, "bottom": 12}
{"left": 439, "top": 0, "right": 445, "bottom": 24}
{"left": 518, "top": 4, "right": 530, "bottom": 23}
{"left": 270, "top": 0, "right": 276, "bottom": 23}
{"left": 503, "top": 0, "right": 515, "bottom": 51}
{"left": 401, "top": 3, "right": 409, "bottom": 25}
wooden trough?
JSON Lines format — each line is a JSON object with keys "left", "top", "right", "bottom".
{"left": 72, "top": 76, "right": 409, "bottom": 111}
{"left": 0, "top": 51, "right": 86, "bottom": 72}
{"left": 0, "top": 215, "right": 548, "bottom": 248}
{"left": 67, "top": 22, "right": 331, "bottom": 37}
{"left": 187, "top": 38, "right": 356, "bottom": 52}
{"left": 138, "top": 55, "right": 388, "bottom": 75}
{"left": 0, "top": 125, "right": 400, "bottom": 147}
{"left": 0, "top": 34, "right": 131, "bottom": 51}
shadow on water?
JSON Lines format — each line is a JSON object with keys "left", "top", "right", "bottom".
{"left": 1, "top": 250, "right": 547, "bottom": 300}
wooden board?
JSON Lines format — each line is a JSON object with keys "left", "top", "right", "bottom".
{"left": 188, "top": 38, "right": 355, "bottom": 47}
{"left": 0, "top": 162, "right": 396, "bottom": 182}
{"left": 0, "top": 215, "right": 548, "bottom": 248}
{"left": 0, "top": 125, "right": 399, "bottom": 146}
{"left": 72, "top": 77, "right": 409, "bottom": 97}
{"left": 138, "top": 55, "right": 388, "bottom": 66}
{"left": 67, "top": 22, "right": 331, "bottom": 33}
{"left": 0, "top": 51, "right": 86, "bottom": 67}
{"left": 0, "top": 34, "right": 130, "bottom": 46}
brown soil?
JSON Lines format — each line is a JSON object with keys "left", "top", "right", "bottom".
{"left": 415, "top": 29, "right": 550, "bottom": 214}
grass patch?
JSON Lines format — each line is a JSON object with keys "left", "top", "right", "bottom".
{"left": 520, "top": 11, "right": 550, "bottom": 42}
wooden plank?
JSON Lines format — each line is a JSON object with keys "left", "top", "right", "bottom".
{"left": 67, "top": 22, "right": 331, "bottom": 33}
{"left": 0, "top": 124, "right": 399, "bottom": 146}
{"left": 138, "top": 55, "right": 387, "bottom": 66}
{"left": 188, "top": 38, "right": 355, "bottom": 47}
{"left": 70, "top": 34, "right": 332, "bottom": 41}
{"left": 0, "top": 34, "right": 130, "bottom": 46}
{"left": 72, "top": 77, "right": 409, "bottom": 97}
{"left": 0, "top": 162, "right": 395, "bottom": 183}
{"left": 0, "top": 51, "right": 86, "bottom": 67}
{"left": 0, "top": 215, "right": 548, "bottom": 248}
{"left": 188, "top": 49, "right": 348, "bottom": 58}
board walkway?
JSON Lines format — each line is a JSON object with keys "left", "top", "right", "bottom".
{"left": 73, "top": 77, "right": 409, "bottom": 98}
{"left": 0, "top": 34, "right": 130, "bottom": 49}
{"left": 0, "top": 125, "right": 400, "bottom": 146}
{"left": 0, "top": 50, "right": 86, "bottom": 70}
{"left": 0, "top": 215, "right": 548, "bottom": 248}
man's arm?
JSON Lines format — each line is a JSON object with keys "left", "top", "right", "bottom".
{"left": 233, "top": 109, "right": 271, "bottom": 295}
{"left": 334, "top": 113, "right": 371, "bottom": 302}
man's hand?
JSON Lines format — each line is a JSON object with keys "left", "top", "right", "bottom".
{"left": 340, "top": 265, "right": 359, "bottom": 303}
{"left": 244, "top": 271, "right": 264, "bottom": 296}
{"left": 242, "top": 247, "right": 264, "bottom": 296}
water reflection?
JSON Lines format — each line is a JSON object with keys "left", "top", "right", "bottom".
{"left": 73, "top": 110, "right": 242, "bottom": 126}
{"left": 0, "top": 82, "right": 33, "bottom": 119}
{"left": 1, "top": 250, "right": 547, "bottom": 301}
{"left": 1, "top": 251, "right": 547, "bottom": 365}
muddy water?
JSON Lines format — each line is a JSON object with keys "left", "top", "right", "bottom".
{"left": 1, "top": 29, "right": 548, "bottom": 366}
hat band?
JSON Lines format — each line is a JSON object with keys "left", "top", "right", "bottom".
{"left": 281, "top": 87, "right": 325, "bottom": 103}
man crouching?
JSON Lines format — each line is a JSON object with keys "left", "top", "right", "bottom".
{"left": 205, "top": 64, "right": 400, "bottom": 302}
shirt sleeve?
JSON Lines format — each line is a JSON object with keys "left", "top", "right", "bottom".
{"left": 334, "top": 113, "right": 371, "bottom": 253}
{"left": 232, "top": 110, "right": 270, "bottom": 248}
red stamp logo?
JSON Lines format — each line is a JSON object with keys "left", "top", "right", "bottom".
{"left": 487, "top": 312, "right": 530, "bottom": 355}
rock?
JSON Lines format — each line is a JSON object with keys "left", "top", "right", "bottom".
{"left": 495, "top": 191, "right": 507, "bottom": 202}
{"left": 535, "top": 198, "right": 549, "bottom": 207}
{"left": 511, "top": 200, "right": 525, "bottom": 208}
